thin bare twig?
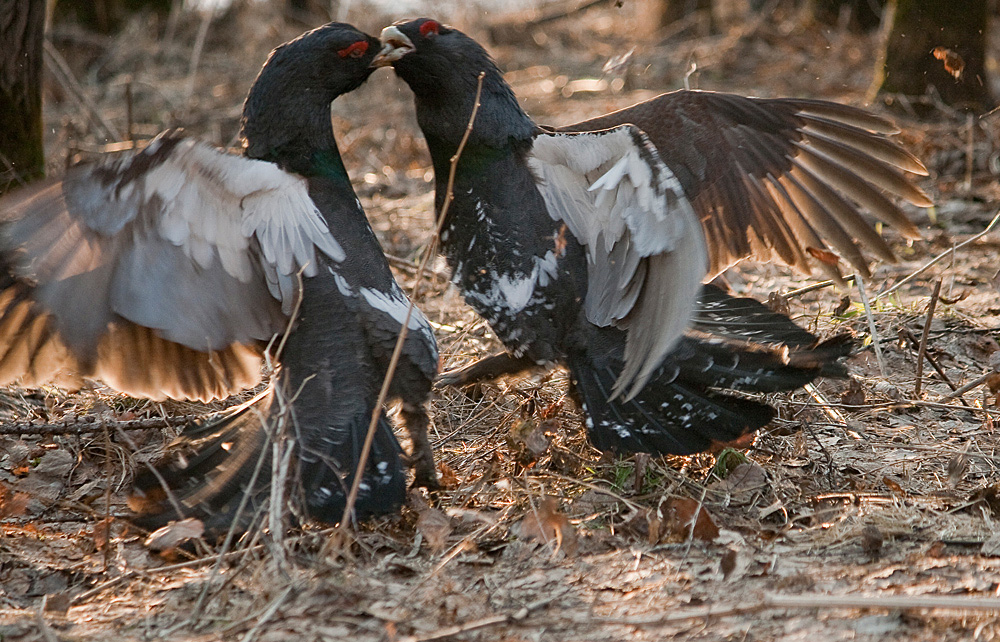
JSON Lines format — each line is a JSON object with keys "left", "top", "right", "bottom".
{"left": 943, "top": 372, "right": 992, "bottom": 399}
{"left": 335, "top": 72, "right": 488, "bottom": 534}
{"left": 43, "top": 40, "right": 122, "bottom": 141}
{"left": 784, "top": 274, "right": 856, "bottom": 299}
{"left": 874, "top": 210, "right": 1000, "bottom": 302}
{"left": 855, "top": 273, "right": 886, "bottom": 377}
{"left": 239, "top": 584, "right": 295, "bottom": 642}
{"left": 914, "top": 279, "right": 942, "bottom": 398}
{"left": 182, "top": 7, "right": 216, "bottom": 110}
{"left": 899, "top": 327, "right": 965, "bottom": 402}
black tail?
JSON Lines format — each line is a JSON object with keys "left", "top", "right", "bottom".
{"left": 568, "top": 288, "right": 853, "bottom": 456}
{"left": 131, "top": 387, "right": 406, "bottom": 536}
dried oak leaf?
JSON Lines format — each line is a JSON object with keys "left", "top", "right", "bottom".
{"left": 144, "top": 518, "right": 205, "bottom": 552}
{"left": 662, "top": 497, "right": 719, "bottom": 543}
{"left": 515, "top": 496, "right": 578, "bottom": 557}
{"left": 720, "top": 548, "right": 738, "bottom": 580}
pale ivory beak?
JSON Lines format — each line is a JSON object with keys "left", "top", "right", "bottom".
{"left": 371, "top": 26, "right": 415, "bottom": 68}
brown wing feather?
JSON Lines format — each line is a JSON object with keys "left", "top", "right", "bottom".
{"left": 556, "top": 89, "right": 930, "bottom": 278}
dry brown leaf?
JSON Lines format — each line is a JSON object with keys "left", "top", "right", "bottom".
{"left": 767, "top": 290, "right": 790, "bottom": 315}
{"left": 720, "top": 548, "right": 738, "bottom": 580}
{"left": 840, "top": 379, "right": 866, "bottom": 406}
{"left": 806, "top": 246, "right": 841, "bottom": 267}
{"left": 882, "top": 476, "right": 904, "bottom": 495}
{"left": 92, "top": 516, "right": 113, "bottom": 552}
{"left": 0, "top": 483, "right": 30, "bottom": 518}
{"left": 43, "top": 592, "right": 71, "bottom": 616}
{"left": 410, "top": 493, "right": 452, "bottom": 553}
{"left": 861, "top": 524, "right": 884, "bottom": 558}
{"left": 506, "top": 418, "right": 551, "bottom": 464}
{"left": 834, "top": 294, "right": 851, "bottom": 317}
{"left": 143, "top": 518, "right": 205, "bottom": 552}
{"left": 540, "top": 400, "right": 563, "bottom": 420}
{"left": 516, "top": 496, "right": 578, "bottom": 557}
{"left": 663, "top": 497, "right": 719, "bottom": 543}
{"left": 707, "top": 462, "right": 768, "bottom": 506}
{"left": 932, "top": 46, "right": 964, "bottom": 78}
{"left": 437, "top": 461, "right": 460, "bottom": 489}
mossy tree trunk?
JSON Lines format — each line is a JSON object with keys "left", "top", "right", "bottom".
{"left": 876, "top": 0, "right": 993, "bottom": 112}
{"left": 0, "top": 0, "right": 45, "bottom": 195}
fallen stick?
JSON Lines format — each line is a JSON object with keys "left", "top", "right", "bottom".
{"left": 591, "top": 592, "right": 1000, "bottom": 627}
{"left": 914, "top": 279, "right": 942, "bottom": 398}
{"left": 0, "top": 415, "right": 201, "bottom": 436}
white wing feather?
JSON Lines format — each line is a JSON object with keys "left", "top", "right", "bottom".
{"left": 528, "top": 126, "right": 708, "bottom": 399}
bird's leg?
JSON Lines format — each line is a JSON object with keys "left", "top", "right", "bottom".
{"left": 399, "top": 402, "right": 439, "bottom": 491}
{"left": 437, "top": 352, "right": 538, "bottom": 387}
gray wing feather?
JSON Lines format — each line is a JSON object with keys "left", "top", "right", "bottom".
{"left": 0, "top": 131, "right": 344, "bottom": 401}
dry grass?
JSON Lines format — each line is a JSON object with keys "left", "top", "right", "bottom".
{"left": 2, "top": 1, "right": 1000, "bottom": 641}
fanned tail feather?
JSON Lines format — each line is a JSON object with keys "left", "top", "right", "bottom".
{"left": 569, "top": 352, "right": 775, "bottom": 455}
{"left": 569, "top": 287, "right": 853, "bottom": 456}
{"left": 131, "top": 387, "right": 406, "bottom": 536}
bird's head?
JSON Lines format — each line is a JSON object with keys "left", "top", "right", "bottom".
{"left": 241, "top": 22, "right": 379, "bottom": 159}
{"left": 372, "top": 19, "right": 534, "bottom": 149}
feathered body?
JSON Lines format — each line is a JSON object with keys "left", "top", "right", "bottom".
{"left": 376, "top": 19, "right": 928, "bottom": 455}
{"left": 0, "top": 23, "right": 438, "bottom": 533}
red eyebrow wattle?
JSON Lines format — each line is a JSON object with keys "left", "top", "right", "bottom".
{"left": 419, "top": 20, "right": 439, "bottom": 36}
{"left": 337, "top": 40, "right": 368, "bottom": 58}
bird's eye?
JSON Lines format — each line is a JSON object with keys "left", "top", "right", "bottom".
{"left": 419, "top": 20, "right": 440, "bottom": 37}
{"left": 338, "top": 40, "right": 369, "bottom": 59}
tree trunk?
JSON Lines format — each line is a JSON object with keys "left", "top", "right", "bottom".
{"left": 810, "top": 0, "right": 886, "bottom": 31}
{"left": 658, "top": 0, "right": 716, "bottom": 35}
{"left": 0, "top": 0, "right": 45, "bottom": 195}
{"left": 54, "top": 0, "right": 173, "bottom": 34}
{"left": 875, "top": 0, "right": 993, "bottom": 113}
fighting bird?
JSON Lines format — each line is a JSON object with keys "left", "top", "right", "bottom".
{"left": 0, "top": 23, "right": 439, "bottom": 534}
{"left": 373, "top": 19, "right": 930, "bottom": 455}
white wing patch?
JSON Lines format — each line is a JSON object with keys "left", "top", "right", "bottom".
{"left": 528, "top": 126, "right": 708, "bottom": 399}
{"left": 152, "top": 137, "right": 345, "bottom": 284}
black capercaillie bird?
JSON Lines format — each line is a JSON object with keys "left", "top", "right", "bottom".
{"left": 373, "top": 18, "right": 930, "bottom": 456}
{"left": 0, "top": 23, "right": 439, "bottom": 534}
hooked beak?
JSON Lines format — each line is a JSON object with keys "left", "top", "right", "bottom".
{"left": 371, "top": 26, "right": 415, "bottom": 68}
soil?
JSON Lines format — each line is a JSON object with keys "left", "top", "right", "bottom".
{"left": 2, "top": 2, "right": 1000, "bottom": 641}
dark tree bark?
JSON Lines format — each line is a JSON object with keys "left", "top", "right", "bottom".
{"left": 658, "top": 0, "right": 716, "bottom": 35}
{"left": 876, "top": 0, "right": 993, "bottom": 113}
{"left": 54, "top": 0, "right": 173, "bottom": 34}
{"left": 0, "top": 0, "right": 45, "bottom": 195}
{"left": 810, "top": 0, "right": 886, "bottom": 31}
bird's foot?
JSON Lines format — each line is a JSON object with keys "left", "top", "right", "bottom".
{"left": 404, "top": 450, "right": 441, "bottom": 491}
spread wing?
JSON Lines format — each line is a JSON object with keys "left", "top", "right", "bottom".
{"left": 527, "top": 126, "right": 708, "bottom": 399}
{"left": 557, "top": 90, "right": 931, "bottom": 280}
{"left": 0, "top": 130, "right": 344, "bottom": 402}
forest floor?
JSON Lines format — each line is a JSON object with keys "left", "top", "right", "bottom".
{"left": 2, "top": 2, "right": 1000, "bottom": 641}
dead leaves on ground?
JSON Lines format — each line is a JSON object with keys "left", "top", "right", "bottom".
{"left": 143, "top": 517, "right": 205, "bottom": 552}
{"left": 513, "top": 496, "right": 578, "bottom": 558}
{"left": 648, "top": 497, "right": 720, "bottom": 545}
